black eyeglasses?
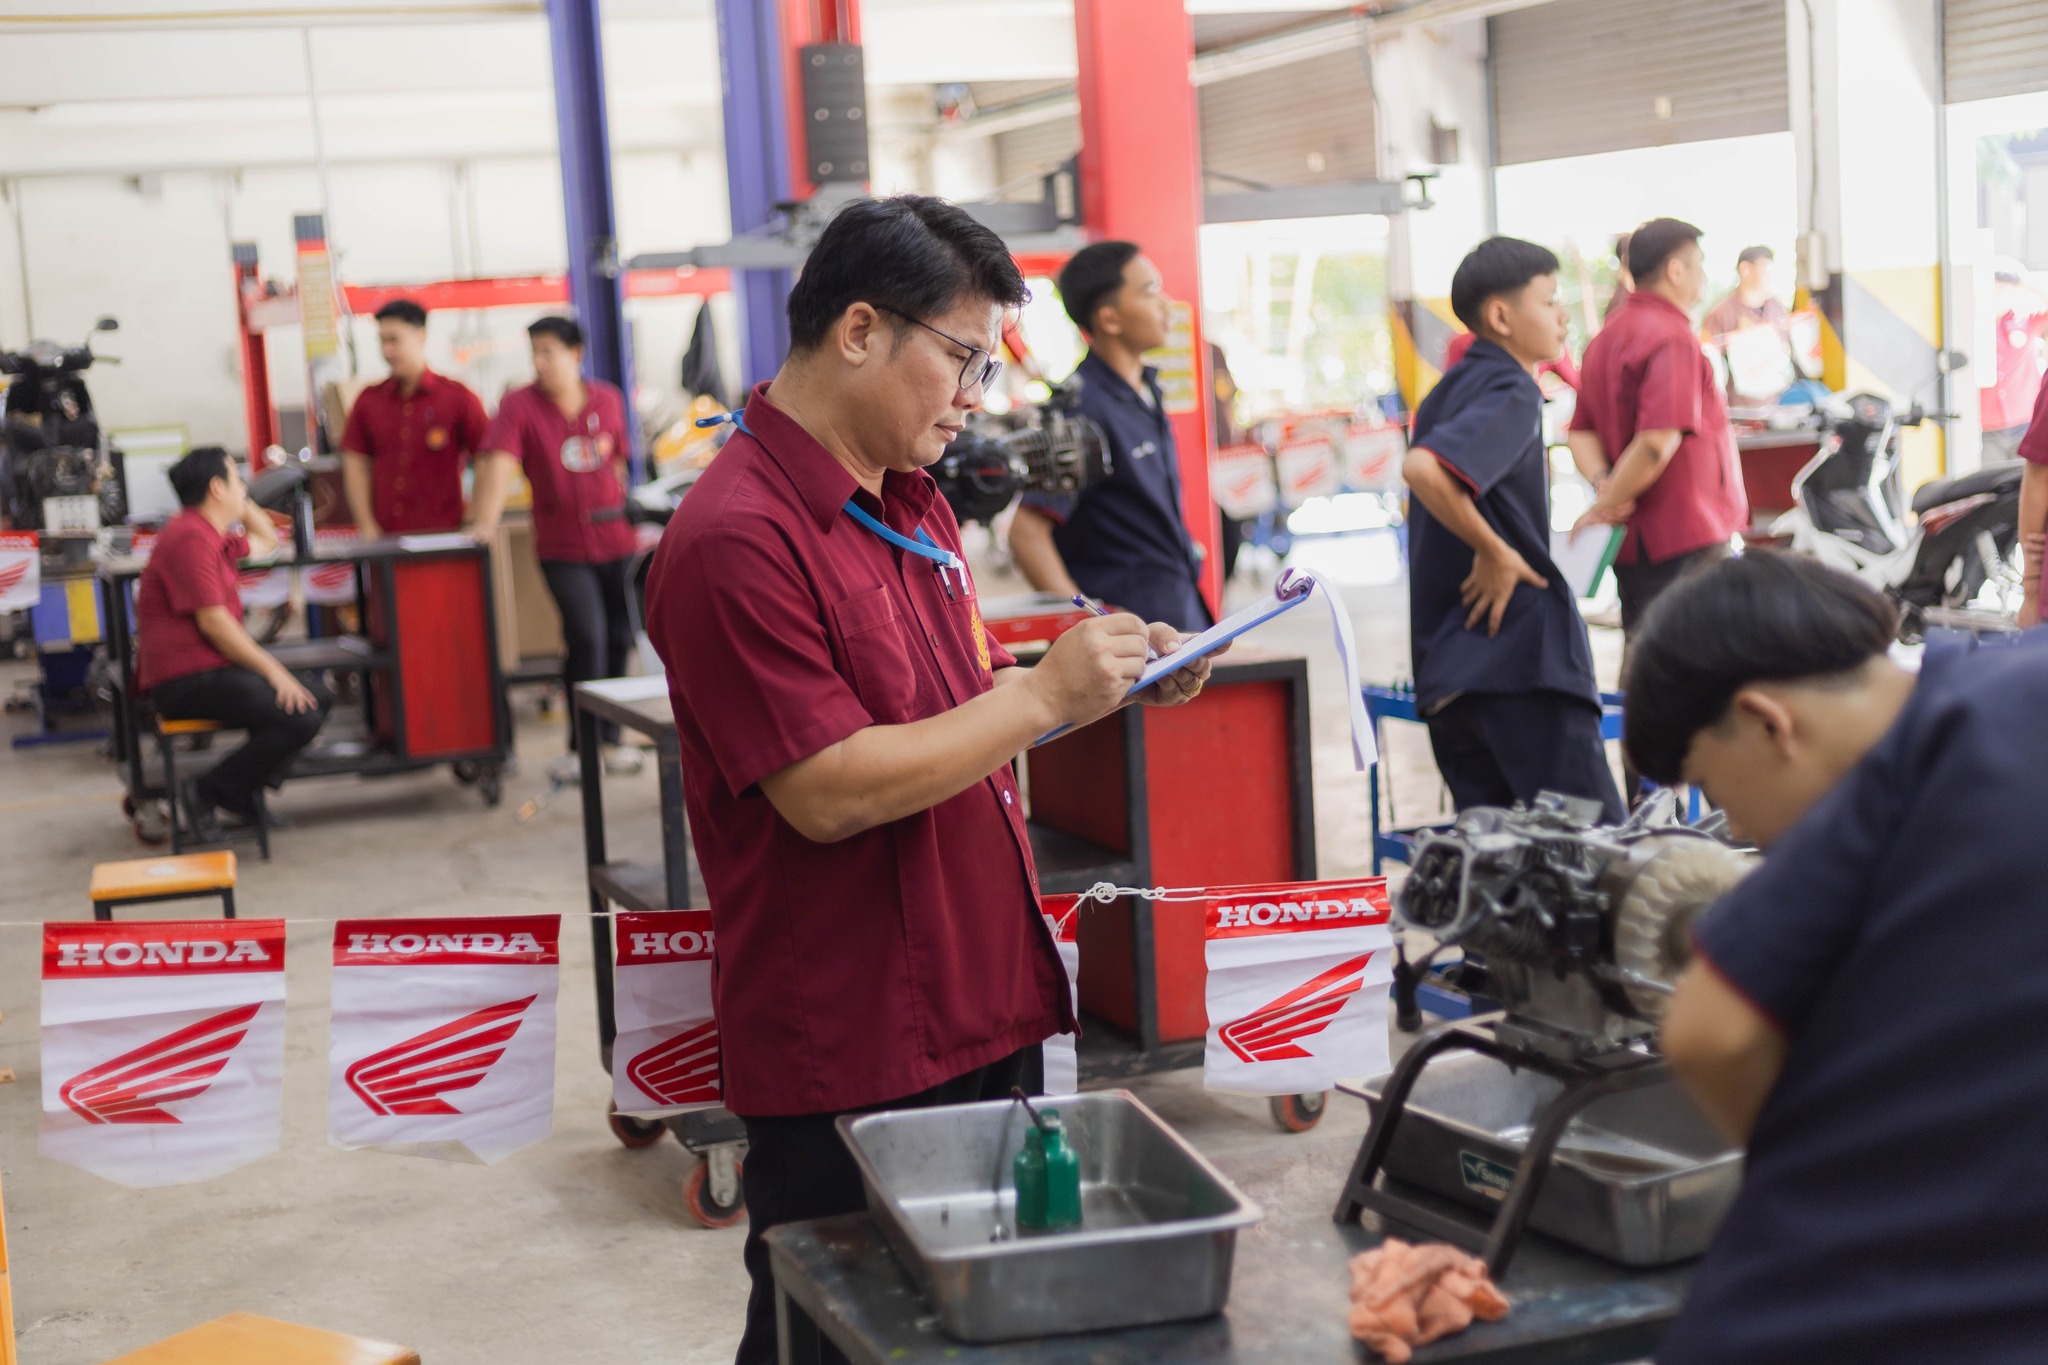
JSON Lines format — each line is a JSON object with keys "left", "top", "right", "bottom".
{"left": 877, "top": 306, "right": 1003, "bottom": 393}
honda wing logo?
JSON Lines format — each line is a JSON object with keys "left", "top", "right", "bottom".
{"left": 0, "top": 560, "right": 28, "bottom": 598}
{"left": 345, "top": 995, "right": 534, "bottom": 1117}
{"left": 1219, "top": 954, "right": 1373, "bottom": 1063}
{"left": 625, "top": 1019, "right": 720, "bottom": 1106}
{"left": 60, "top": 1003, "right": 260, "bottom": 1124}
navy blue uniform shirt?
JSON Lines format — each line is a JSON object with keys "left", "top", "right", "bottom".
{"left": 1407, "top": 338, "right": 1598, "bottom": 714}
{"left": 1669, "top": 636, "right": 2048, "bottom": 1364}
{"left": 1021, "top": 352, "right": 1212, "bottom": 632}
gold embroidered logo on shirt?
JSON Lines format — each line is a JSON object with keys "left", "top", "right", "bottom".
{"left": 971, "top": 602, "right": 991, "bottom": 673}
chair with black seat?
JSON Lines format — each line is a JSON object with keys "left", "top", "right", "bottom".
{"left": 154, "top": 716, "right": 270, "bottom": 861}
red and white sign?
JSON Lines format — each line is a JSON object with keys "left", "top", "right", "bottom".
{"left": 1212, "top": 446, "right": 1279, "bottom": 521}
{"left": 1341, "top": 421, "right": 1406, "bottom": 491}
{"left": 0, "top": 531, "right": 38, "bottom": 613}
{"left": 1275, "top": 434, "right": 1343, "bottom": 508}
{"left": 237, "top": 565, "right": 291, "bottom": 609}
{"left": 41, "top": 919, "right": 288, "bottom": 1187}
{"left": 1203, "top": 880, "right": 1395, "bottom": 1096}
{"left": 302, "top": 529, "right": 360, "bottom": 606}
{"left": 328, "top": 916, "right": 560, "bottom": 1163}
{"left": 610, "top": 910, "right": 721, "bottom": 1119}
{"left": 1039, "top": 896, "right": 1082, "bottom": 1096}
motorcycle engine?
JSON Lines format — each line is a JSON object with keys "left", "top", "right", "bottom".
{"left": 1395, "top": 794, "right": 1757, "bottom": 1060}
{"left": 933, "top": 381, "right": 1111, "bottom": 527}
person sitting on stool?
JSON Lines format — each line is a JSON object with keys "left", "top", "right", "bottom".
{"left": 138, "top": 447, "right": 331, "bottom": 841}
{"left": 469, "top": 315, "right": 643, "bottom": 783}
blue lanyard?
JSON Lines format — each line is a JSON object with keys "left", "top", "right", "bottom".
{"left": 699, "top": 407, "right": 964, "bottom": 594}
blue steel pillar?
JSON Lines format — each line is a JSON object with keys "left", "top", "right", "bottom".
{"left": 545, "top": 0, "right": 642, "bottom": 476}
{"left": 716, "top": 0, "right": 795, "bottom": 388}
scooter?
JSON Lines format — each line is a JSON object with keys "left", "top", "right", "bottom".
{"left": 0, "top": 315, "right": 126, "bottom": 532}
{"left": 1773, "top": 391, "right": 2023, "bottom": 638}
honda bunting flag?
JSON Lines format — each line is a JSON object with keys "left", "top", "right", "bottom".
{"left": 41, "top": 919, "right": 288, "bottom": 1188}
{"left": 301, "top": 529, "right": 360, "bottom": 606}
{"left": 328, "top": 916, "right": 560, "bottom": 1164}
{"left": 237, "top": 565, "right": 291, "bottom": 609}
{"left": 0, "top": 532, "right": 38, "bottom": 613}
{"left": 1039, "top": 896, "right": 1082, "bottom": 1095}
{"left": 1203, "top": 880, "right": 1395, "bottom": 1097}
{"left": 610, "top": 910, "right": 720, "bottom": 1119}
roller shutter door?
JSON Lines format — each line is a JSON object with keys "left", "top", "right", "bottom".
{"left": 1945, "top": 0, "right": 2048, "bottom": 104}
{"left": 1199, "top": 46, "right": 1377, "bottom": 188}
{"left": 994, "top": 114, "right": 1081, "bottom": 195}
{"left": 1491, "top": 0, "right": 1788, "bottom": 165}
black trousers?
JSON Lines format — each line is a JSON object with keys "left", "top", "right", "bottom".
{"left": 151, "top": 666, "right": 332, "bottom": 816}
{"left": 1614, "top": 542, "right": 1729, "bottom": 801}
{"left": 734, "top": 1046, "right": 1042, "bottom": 1365}
{"left": 1426, "top": 690, "right": 1625, "bottom": 826}
{"left": 540, "top": 557, "right": 633, "bottom": 749}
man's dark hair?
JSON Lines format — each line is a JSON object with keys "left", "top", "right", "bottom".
{"left": 786, "top": 195, "right": 1030, "bottom": 351}
{"left": 1627, "top": 218, "right": 1704, "bottom": 287}
{"left": 1057, "top": 241, "right": 1142, "bottom": 336}
{"left": 374, "top": 298, "right": 427, "bottom": 329}
{"left": 1622, "top": 551, "right": 1897, "bottom": 784}
{"left": 1736, "top": 244, "right": 1775, "bottom": 267}
{"left": 528, "top": 315, "right": 584, "bottom": 348}
{"left": 1449, "top": 236, "right": 1561, "bottom": 333}
{"left": 167, "top": 446, "right": 233, "bottom": 509}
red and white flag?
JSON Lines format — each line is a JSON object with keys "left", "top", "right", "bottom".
{"left": 237, "top": 565, "right": 291, "bottom": 609}
{"left": 0, "top": 531, "right": 39, "bottom": 612}
{"left": 1039, "top": 896, "right": 1082, "bottom": 1096}
{"left": 610, "top": 910, "right": 721, "bottom": 1119}
{"left": 328, "top": 916, "right": 560, "bottom": 1163}
{"left": 41, "top": 919, "right": 288, "bottom": 1187}
{"left": 302, "top": 529, "right": 360, "bottom": 606}
{"left": 1203, "top": 880, "right": 1395, "bottom": 1096}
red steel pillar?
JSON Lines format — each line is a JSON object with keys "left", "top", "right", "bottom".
{"left": 1073, "top": 0, "right": 1220, "bottom": 614}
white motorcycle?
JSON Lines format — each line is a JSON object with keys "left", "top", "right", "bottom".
{"left": 1772, "top": 392, "right": 2023, "bottom": 638}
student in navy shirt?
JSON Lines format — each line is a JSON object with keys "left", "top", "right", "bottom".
{"left": 1009, "top": 241, "right": 1212, "bottom": 632}
{"left": 1629, "top": 551, "right": 2048, "bottom": 1363}
{"left": 1402, "top": 237, "right": 1623, "bottom": 822}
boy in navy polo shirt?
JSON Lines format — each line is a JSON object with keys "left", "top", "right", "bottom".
{"left": 1402, "top": 237, "right": 1623, "bottom": 822}
{"left": 1630, "top": 552, "right": 2048, "bottom": 1363}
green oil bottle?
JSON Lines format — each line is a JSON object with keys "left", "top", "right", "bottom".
{"left": 1013, "top": 1109, "right": 1082, "bottom": 1231}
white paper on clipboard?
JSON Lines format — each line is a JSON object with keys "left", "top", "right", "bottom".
{"left": 1129, "top": 583, "right": 1313, "bottom": 692}
{"left": 1550, "top": 525, "right": 1623, "bottom": 600}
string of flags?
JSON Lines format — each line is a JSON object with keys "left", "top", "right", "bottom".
{"left": 31, "top": 877, "right": 1393, "bottom": 1189}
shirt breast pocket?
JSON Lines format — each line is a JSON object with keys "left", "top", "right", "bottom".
{"left": 832, "top": 586, "right": 928, "bottom": 724}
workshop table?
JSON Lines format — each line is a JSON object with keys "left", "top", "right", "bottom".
{"left": 767, "top": 1141, "right": 1688, "bottom": 1365}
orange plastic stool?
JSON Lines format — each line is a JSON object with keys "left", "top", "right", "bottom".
{"left": 89, "top": 851, "right": 238, "bottom": 922}
{"left": 104, "top": 1313, "right": 419, "bottom": 1365}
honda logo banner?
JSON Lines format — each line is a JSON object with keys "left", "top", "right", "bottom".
{"left": 1039, "top": 897, "right": 1082, "bottom": 1096}
{"left": 328, "top": 916, "right": 560, "bottom": 1164}
{"left": 1202, "top": 880, "right": 1395, "bottom": 1097}
{"left": 301, "top": 529, "right": 360, "bottom": 606}
{"left": 610, "top": 910, "right": 720, "bottom": 1119}
{"left": 237, "top": 565, "right": 291, "bottom": 609}
{"left": 41, "top": 919, "right": 288, "bottom": 1188}
{"left": 0, "top": 532, "right": 38, "bottom": 613}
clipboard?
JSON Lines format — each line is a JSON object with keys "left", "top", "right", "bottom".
{"left": 1550, "top": 525, "right": 1624, "bottom": 599}
{"left": 1128, "top": 582, "right": 1314, "bottom": 694}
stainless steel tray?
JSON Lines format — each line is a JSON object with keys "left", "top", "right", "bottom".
{"left": 836, "top": 1089, "right": 1263, "bottom": 1342}
{"left": 1344, "top": 1051, "right": 1741, "bottom": 1266}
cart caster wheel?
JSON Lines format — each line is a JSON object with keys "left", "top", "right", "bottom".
{"left": 608, "top": 1101, "right": 667, "bottom": 1149}
{"left": 122, "top": 794, "right": 169, "bottom": 846}
{"left": 478, "top": 766, "right": 504, "bottom": 807}
{"left": 1270, "top": 1092, "right": 1326, "bottom": 1133}
{"left": 683, "top": 1155, "right": 746, "bottom": 1229}
{"left": 452, "top": 759, "right": 480, "bottom": 785}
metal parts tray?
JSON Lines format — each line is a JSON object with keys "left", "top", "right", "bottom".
{"left": 836, "top": 1088, "right": 1263, "bottom": 1342}
{"left": 1344, "top": 1051, "right": 1741, "bottom": 1266}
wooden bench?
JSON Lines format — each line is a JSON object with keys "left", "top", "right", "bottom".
{"left": 155, "top": 717, "right": 270, "bottom": 861}
{"left": 89, "top": 851, "right": 237, "bottom": 922}
{"left": 104, "top": 1312, "right": 419, "bottom": 1365}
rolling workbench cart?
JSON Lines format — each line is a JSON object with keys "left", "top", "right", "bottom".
{"left": 572, "top": 675, "right": 748, "bottom": 1229}
{"left": 99, "top": 537, "right": 513, "bottom": 845}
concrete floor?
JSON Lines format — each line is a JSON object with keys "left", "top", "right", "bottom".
{"left": 0, "top": 530, "right": 1625, "bottom": 1364}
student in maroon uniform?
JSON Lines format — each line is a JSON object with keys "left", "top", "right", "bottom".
{"left": 469, "top": 315, "right": 642, "bottom": 781}
{"left": 644, "top": 195, "right": 1215, "bottom": 1365}
{"left": 138, "top": 447, "right": 330, "bottom": 842}
{"left": 340, "top": 298, "right": 490, "bottom": 537}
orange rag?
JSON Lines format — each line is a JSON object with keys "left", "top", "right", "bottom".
{"left": 1346, "top": 1237, "right": 1510, "bottom": 1362}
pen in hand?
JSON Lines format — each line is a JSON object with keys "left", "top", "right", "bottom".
{"left": 1071, "top": 594, "right": 1161, "bottom": 662}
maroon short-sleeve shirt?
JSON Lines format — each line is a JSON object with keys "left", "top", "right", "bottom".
{"left": 644, "top": 384, "right": 1068, "bottom": 1117}
{"left": 1572, "top": 291, "right": 1749, "bottom": 566}
{"left": 340, "top": 369, "right": 490, "bottom": 534}
{"left": 136, "top": 509, "right": 249, "bottom": 692}
{"left": 480, "top": 380, "right": 637, "bottom": 564}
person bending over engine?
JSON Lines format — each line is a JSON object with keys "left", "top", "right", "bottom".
{"left": 1626, "top": 550, "right": 2048, "bottom": 1364}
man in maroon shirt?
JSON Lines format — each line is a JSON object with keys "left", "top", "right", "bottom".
{"left": 139, "top": 448, "right": 329, "bottom": 841}
{"left": 1569, "top": 217, "right": 1748, "bottom": 637}
{"left": 646, "top": 195, "right": 1215, "bottom": 1365}
{"left": 340, "top": 298, "right": 490, "bottom": 537}
{"left": 469, "top": 315, "right": 642, "bottom": 782}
